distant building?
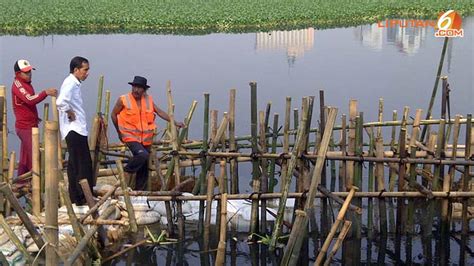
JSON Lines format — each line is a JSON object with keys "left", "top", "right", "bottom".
{"left": 355, "top": 20, "right": 428, "bottom": 55}
{"left": 256, "top": 28, "right": 315, "bottom": 67}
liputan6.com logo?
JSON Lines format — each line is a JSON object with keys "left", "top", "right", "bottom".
{"left": 435, "top": 10, "right": 464, "bottom": 38}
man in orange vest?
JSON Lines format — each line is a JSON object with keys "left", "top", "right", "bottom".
{"left": 111, "top": 76, "right": 184, "bottom": 190}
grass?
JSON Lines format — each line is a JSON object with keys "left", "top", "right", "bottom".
{"left": 0, "top": 0, "right": 472, "bottom": 35}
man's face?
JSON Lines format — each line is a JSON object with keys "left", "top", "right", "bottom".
{"left": 74, "top": 62, "right": 90, "bottom": 81}
{"left": 132, "top": 85, "right": 145, "bottom": 99}
{"left": 19, "top": 70, "right": 32, "bottom": 82}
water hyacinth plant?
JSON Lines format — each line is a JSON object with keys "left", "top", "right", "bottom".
{"left": 0, "top": 0, "right": 472, "bottom": 35}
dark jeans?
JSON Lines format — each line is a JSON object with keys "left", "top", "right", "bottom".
{"left": 65, "top": 131, "right": 94, "bottom": 205}
{"left": 124, "top": 142, "right": 150, "bottom": 191}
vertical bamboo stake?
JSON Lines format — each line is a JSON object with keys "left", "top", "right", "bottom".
{"left": 32, "top": 127, "right": 41, "bottom": 216}
{"left": 204, "top": 171, "right": 215, "bottom": 251}
{"left": 367, "top": 127, "right": 374, "bottom": 239}
{"left": 96, "top": 75, "right": 104, "bottom": 115}
{"left": 421, "top": 37, "right": 449, "bottom": 142}
{"left": 104, "top": 90, "right": 111, "bottom": 126}
{"left": 339, "top": 114, "right": 347, "bottom": 192}
{"left": 281, "top": 97, "right": 291, "bottom": 194}
{"left": 407, "top": 109, "right": 422, "bottom": 236}
{"left": 198, "top": 93, "right": 209, "bottom": 232}
{"left": 315, "top": 185, "right": 358, "bottom": 266}
{"left": 388, "top": 110, "right": 397, "bottom": 233}
{"left": 215, "top": 193, "right": 228, "bottom": 266}
{"left": 282, "top": 108, "right": 338, "bottom": 265}
{"left": 0, "top": 87, "right": 7, "bottom": 186}
{"left": 346, "top": 100, "right": 357, "bottom": 190}
{"left": 269, "top": 98, "right": 308, "bottom": 251}
{"left": 375, "top": 138, "right": 387, "bottom": 236}
{"left": 0, "top": 96, "right": 4, "bottom": 213}
{"left": 461, "top": 114, "right": 472, "bottom": 264}
{"left": 441, "top": 116, "right": 460, "bottom": 239}
{"left": 116, "top": 160, "right": 138, "bottom": 233}
{"left": 229, "top": 89, "right": 238, "bottom": 194}
{"left": 5, "top": 151, "right": 15, "bottom": 216}
{"left": 319, "top": 91, "right": 328, "bottom": 235}
{"left": 45, "top": 120, "right": 59, "bottom": 265}
{"left": 249, "top": 81, "right": 260, "bottom": 238}
{"left": 259, "top": 111, "right": 268, "bottom": 233}
{"left": 353, "top": 114, "right": 363, "bottom": 239}
{"left": 41, "top": 103, "right": 49, "bottom": 195}
{"left": 268, "top": 113, "right": 279, "bottom": 192}
{"left": 293, "top": 108, "right": 299, "bottom": 142}
{"left": 396, "top": 108, "right": 408, "bottom": 236}
{"left": 166, "top": 81, "right": 184, "bottom": 240}
{"left": 51, "top": 96, "right": 63, "bottom": 175}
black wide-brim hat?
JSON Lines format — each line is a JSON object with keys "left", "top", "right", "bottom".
{"left": 128, "top": 75, "right": 150, "bottom": 89}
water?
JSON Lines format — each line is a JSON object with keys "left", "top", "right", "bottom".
{"left": 1, "top": 18, "right": 473, "bottom": 264}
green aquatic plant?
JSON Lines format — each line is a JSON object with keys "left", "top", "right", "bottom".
{"left": 0, "top": 0, "right": 472, "bottom": 35}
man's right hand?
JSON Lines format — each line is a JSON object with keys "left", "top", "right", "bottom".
{"left": 45, "top": 88, "right": 57, "bottom": 97}
{"left": 66, "top": 110, "right": 76, "bottom": 122}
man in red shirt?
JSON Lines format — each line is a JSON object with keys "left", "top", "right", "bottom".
{"left": 11, "top": 59, "right": 56, "bottom": 183}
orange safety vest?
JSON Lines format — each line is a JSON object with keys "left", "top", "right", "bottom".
{"left": 117, "top": 92, "right": 156, "bottom": 146}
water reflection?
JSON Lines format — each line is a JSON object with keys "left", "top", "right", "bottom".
{"left": 255, "top": 28, "right": 315, "bottom": 67}
{"left": 354, "top": 20, "right": 430, "bottom": 55}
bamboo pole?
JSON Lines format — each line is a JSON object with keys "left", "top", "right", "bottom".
{"left": 65, "top": 205, "right": 116, "bottom": 266}
{"left": 41, "top": 103, "right": 49, "bottom": 195}
{"left": 0, "top": 214, "right": 34, "bottom": 263}
{"left": 269, "top": 98, "right": 308, "bottom": 251}
{"left": 421, "top": 37, "right": 449, "bottom": 142}
{"left": 367, "top": 127, "right": 375, "bottom": 239}
{"left": 353, "top": 114, "right": 363, "bottom": 238}
{"left": 0, "top": 95, "right": 4, "bottom": 213}
{"left": 315, "top": 185, "right": 358, "bottom": 265}
{"left": 5, "top": 151, "right": 15, "bottom": 216}
{"left": 229, "top": 89, "right": 238, "bottom": 194}
{"left": 441, "top": 115, "right": 460, "bottom": 239}
{"left": 249, "top": 81, "right": 260, "bottom": 238}
{"left": 166, "top": 81, "right": 186, "bottom": 240}
{"left": 116, "top": 160, "right": 138, "bottom": 233}
{"left": 197, "top": 94, "right": 210, "bottom": 234}
{"left": 259, "top": 110, "right": 268, "bottom": 234}
{"left": 340, "top": 114, "right": 347, "bottom": 192}
{"left": 215, "top": 193, "right": 228, "bottom": 266}
{"left": 0, "top": 183, "right": 45, "bottom": 249}
{"left": 96, "top": 75, "right": 104, "bottom": 115}
{"left": 281, "top": 107, "right": 337, "bottom": 265}
{"left": 323, "top": 220, "right": 352, "bottom": 266}
{"left": 347, "top": 100, "right": 357, "bottom": 190}
{"left": 50, "top": 96, "right": 63, "bottom": 176}
{"left": 145, "top": 190, "right": 474, "bottom": 202}
{"left": 79, "top": 179, "right": 109, "bottom": 247}
{"left": 104, "top": 90, "right": 111, "bottom": 126}
{"left": 375, "top": 138, "right": 387, "bottom": 236}
{"left": 319, "top": 91, "right": 329, "bottom": 236}
{"left": 203, "top": 171, "right": 215, "bottom": 251}
{"left": 45, "top": 121, "right": 59, "bottom": 265}
{"left": 32, "top": 127, "right": 41, "bottom": 216}
{"left": 268, "top": 113, "right": 279, "bottom": 192}
{"left": 317, "top": 185, "right": 361, "bottom": 214}
{"left": 461, "top": 114, "right": 472, "bottom": 264}
{"left": 59, "top": 181, "right": 101, "bottom": 259}
{"left": 0, "top": 88, "right": 8, "bottom": 193}
{"left": 80, "top": 181, "right": 120, "bottom": 223}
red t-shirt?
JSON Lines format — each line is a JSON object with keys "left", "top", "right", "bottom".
{"left": 11, "top": 75, "right": 47, "bottom": 129}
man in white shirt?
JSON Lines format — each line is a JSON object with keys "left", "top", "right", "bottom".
{"left": 56, "top": 56, "right": 94, "bottom": 205}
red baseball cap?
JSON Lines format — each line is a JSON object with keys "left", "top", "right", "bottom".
{"left": 14, "top": 59, "right": 36, "bottom": 72}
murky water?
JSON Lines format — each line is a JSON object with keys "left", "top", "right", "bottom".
{"left": 1, "top": 18, "right": 473, "bottom": 264}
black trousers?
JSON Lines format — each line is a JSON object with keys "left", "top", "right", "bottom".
{"left": 65, "top": 131, "right": 94, "bottom": 205}
{"left": 124, "top": 141, "right": 150, "bottom": 191}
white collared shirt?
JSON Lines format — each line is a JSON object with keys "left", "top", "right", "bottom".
{"left": 56, "top": 73, "right": 88, "bottom": 139}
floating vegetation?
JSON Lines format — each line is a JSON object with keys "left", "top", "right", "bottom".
{"left": 0, "top": 0, "right": 472, "bottom": 35}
